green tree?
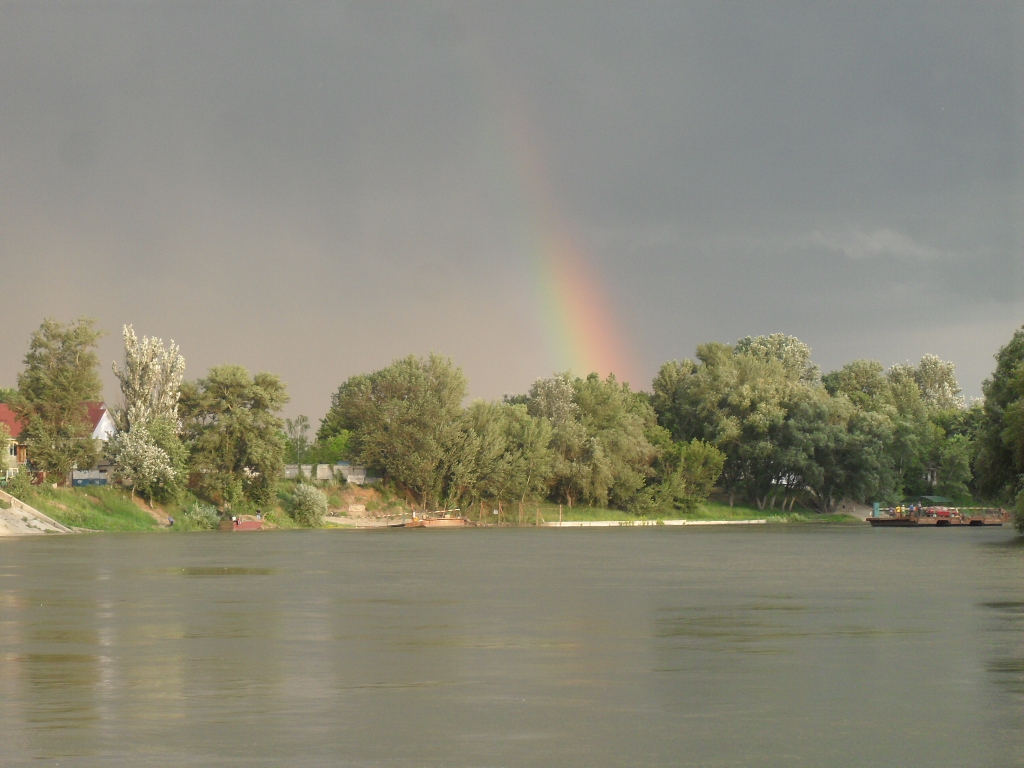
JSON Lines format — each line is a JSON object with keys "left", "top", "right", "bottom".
{"left": 887, "top": 357, "right": 975, "bottom": 500}
{"left": 526, "top": 373, "right": 657, "bottom": 508}
{"left": 823, "top": 356, "right": 971, "bottom": 502}
{"left": 456, "top": 400, "right": 553, "bottom": 513}
{"left": 652, "top": 343, "right": 808, "bottom": 508}
{"left": 636, "top": 433, "right": 725, "bottom": 513}
{"left": 976, "top": 325, "right": 1024, "bottom": 500}
{"left": 308, "top": 430, "right": 352, "bottom": 465}
{"left": 0, "top": 422, "right": 11, "bottom": 478}
{"left": 785, "top": 390, "right": 893, "bottom": 513}
{"left": 321, "top": 354, "right": 467, "bottom": 509}
{"left": 285, "top": 415, "right": 311, "bottom": 465}
{"left": 524, "top": 374, "right": 588, "bottom": 507}
{"left": 822, "top": 359, "right": 891, "bottom": 409}
{"left": 889, "top": 354, "right": 964, "bottom": 411}
{"left": 734, "top": 333, "right": 820, "bottom": 383}
{"left": 13, "top": 318, "right": 104, "bottom": 477}
{"left": 573, "top": 373, "right": 659, "bottom": 508}
{"left": 178, "top": 365, "right": 289, "bottom": 507}
{"left": 0, "top": 388, "right": 17, "bottom": 404}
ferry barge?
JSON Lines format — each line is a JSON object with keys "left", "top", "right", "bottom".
{"left": 868, "top": 506, "right": 1008, "bottom": 527}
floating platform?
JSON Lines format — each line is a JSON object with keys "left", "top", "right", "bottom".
{"left": 543, "top": 519, "right": 767, "bottom": 527}
{"left": 868, "top": 507, "right": 1007, "bottom": 527}
{"left": 219, "top": 518, "right": 264, "bottom": 531}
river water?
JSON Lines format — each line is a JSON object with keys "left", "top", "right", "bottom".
{"left": 1, "top": 526, "right": 1021, "bottom": 767}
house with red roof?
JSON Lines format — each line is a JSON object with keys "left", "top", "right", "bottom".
{"left": 0, "top": 403, "right": 27, "bottom": 474}
{"left": 0, "top": 402, "right": 115, "bottom": 476}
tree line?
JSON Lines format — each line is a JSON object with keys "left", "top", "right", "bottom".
{"left": 4, "top": 318, "right": 1024, "bottom": 529}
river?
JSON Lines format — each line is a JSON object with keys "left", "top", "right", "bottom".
{"left": 1, "top": 526, "right": 1022, "bottom": 767}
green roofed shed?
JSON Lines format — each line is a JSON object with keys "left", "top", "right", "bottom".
{"left": 903, "top": 495, "right": 953, "bottom": 505}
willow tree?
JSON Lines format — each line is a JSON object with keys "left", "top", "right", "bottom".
{"left": 652, "top": 343, "right": 809, "bottom": 508}
{"left": 321, "top": 354, "right": 467, "bottom": 510}
{"left": 179, "top": 365, "right": 289, "bottom": 507}
{"left": 454, "top": 400, "right": 553, "bottom": 513}
{"left": 525, "top": 373, "right": 658, "bottom": 509}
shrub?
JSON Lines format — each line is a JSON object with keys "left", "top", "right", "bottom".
{"left": 182, "top": 501, "right": 220, "bottom": 530}
{"left": 291, "top": 484, "right": 328, "bottom": 527}
{"left": 1015, "top": 491, "right": 1024, "bottom": 535}
{"left": 6, "top": 470, "right": 33, "bottom": 498}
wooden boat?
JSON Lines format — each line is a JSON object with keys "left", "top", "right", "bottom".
{"left": 404, "top": 512, "right": 476, "bottom": 528}
{"left": 868, "top": 507, "right": 1007, "bottom": 528}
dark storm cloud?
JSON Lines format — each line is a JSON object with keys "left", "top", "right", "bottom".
{"left": 0, "top": 1, "right": 1019, "bottom": 418}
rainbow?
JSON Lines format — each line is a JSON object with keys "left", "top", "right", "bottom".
{"left": 455, "top": 10, "right": 639, "bottom": 385}
{"left": 499, "top": 89, "right": 639, "bottom": 386}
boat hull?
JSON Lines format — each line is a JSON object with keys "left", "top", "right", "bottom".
{"left": 405, "top": 517, "right": 475, "bottom": 528}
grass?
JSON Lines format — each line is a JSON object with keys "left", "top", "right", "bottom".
{"left": 14, "top": 485, "right": 159, "bottom": 531}
{"left": 700, "top": 500, "right": 860, "bottom": 523}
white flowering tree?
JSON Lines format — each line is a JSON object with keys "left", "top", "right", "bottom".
{"left": 106, "top": 326, "right": 186, "bottom": 504}
{"left": 112, "top": 325, "right": 186, "bottom": 431}
{"left": 106, "top": 422, "right": 178, "bottom": 503}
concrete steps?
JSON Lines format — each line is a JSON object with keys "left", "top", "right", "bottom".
{"left": 0, "top": 488, "right": 74, "bottom": 535}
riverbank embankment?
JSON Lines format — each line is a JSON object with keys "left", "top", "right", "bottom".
{"left": 0, "top": 489, "right": 73, "bottom": 535}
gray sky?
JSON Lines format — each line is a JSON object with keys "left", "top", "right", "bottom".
{"left": 1, "top": 1, "right": 1021, "bottom": 422}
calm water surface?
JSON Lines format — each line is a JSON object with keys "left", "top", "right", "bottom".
{"left": 1, "top": 526, "right": 1022, "bottom": 767}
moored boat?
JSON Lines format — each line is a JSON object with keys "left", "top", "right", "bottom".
{"left": 404, "top": 511, "right": 476, "bottom": 528}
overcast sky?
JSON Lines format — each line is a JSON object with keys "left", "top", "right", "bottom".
{"left": 1, "top": 1, "right": 1021, "bottom": 421}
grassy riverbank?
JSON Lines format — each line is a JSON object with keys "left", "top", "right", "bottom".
{"left": 12, "top": 485, "right": 159, "bottom": 531}
{"left": 4, "top": 483, "right": 862, "bottom": 532}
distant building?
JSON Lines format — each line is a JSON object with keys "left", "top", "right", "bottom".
{"left": 282, "top": 462, "right": 379, "bottom": 485}
{"left": 0, "top": 401, "right": 115, "bottom": 477}
{"left": 335, "top": 462, "right": 380, "bottom": 485}
{"left": 334, "top": 462, "right": 367, "bottom": 484}
{"left": 283, "top": 464, "right": 350, "bottom": 482}
{"left": 86, "top": 402, "right": 116, "bottom": 442}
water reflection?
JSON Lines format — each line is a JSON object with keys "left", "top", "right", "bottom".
{"left": 0, "top": 528, "right": 1020, "bottom": 767}
{"left": 175, "top": 567, "right": 275, "bottom": 576}
{"left": 983, "top": 600, "right": 1024, "bottom": 696}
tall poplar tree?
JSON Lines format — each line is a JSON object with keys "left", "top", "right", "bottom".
{"left": 106, "top": 325, "right": 187, "bottom": 503}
